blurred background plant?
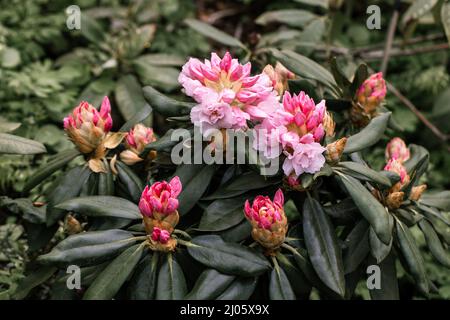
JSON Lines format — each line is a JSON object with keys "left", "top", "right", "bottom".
{"left": 0, "top": 0, "right": 449, "bottom": 299}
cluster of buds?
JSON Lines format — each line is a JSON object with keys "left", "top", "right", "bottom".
{"left": 138, "top": 176, "right": 182, "bottom": 252}
{"left": 120, "top": 123, "right": 157, "bottom": 165}
{"left": 63, "top": 97, "right": 113, "bottom": 155}
{"left": 262, "top": 62, "right": 295, "bottom": 96}
{"left": 244, "top": 189, "right": 287, "bottom": 254}
{"left": 381, "top": 138, "right": 426, "bottom": 209}
{"left": 351, "top": 72, "right": 387, "bottom": 126}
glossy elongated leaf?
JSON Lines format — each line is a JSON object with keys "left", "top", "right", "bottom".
{"left": 0, "top": 133, "right": 46, "bottom": 155}
{"left": 184, "top": 19, "right": 246, "bottom": 49}
{"left": 129, "top": 253, "right": 159, "bottom": 300}
{"left": 343, "top": 220, "right": 370, "bottom": 274}
{"left": 276, "top": 253, "right": 312, "bottom": 299}
{"left": 368, "top": 254, "right": 399, "bottom": 300}
{"left": 115, "top": 161, "right": 144, "bottom": 203}
{"left": 272, "top": 49, "right": 338, "bottom": 91}
{"left": 119, "top": 104, "right": 152, "bottom": 132}
{"left": 203, "top": 172, "right": 280, "bottom": 200}
{"left": 338, "top": 174, "right": 391, "bottom": 245}
{"left": 369, "top": 224, "right": 393, "bottom": 264}
{"left": 344, "top": 113, "right": 391, "bottom": 154}
{"left": 143, "top": 86, "right": 193, "bottom": 117}
{"left": 115, "top": 75, "right": 147, "bottom": 121}
{"left": 217, "top": 220, "right": 252, "bottom": 243}
{"left": 38, "top": 229, "right": 137, "bottom": 266}
{"left": 303, "top": 197, "right": 345, "bottom": 296}
{"left": 442, "top": 2, "right": 450, "bottom": 45}
{"left": 330, "top": 57, "right": 351, "bottom": 96}
{"left": 140, "top": 129, "right": 182, "bottom": 157}
{"left": 12, "top": 266, "right": 57, "bottom": 300}
{"left": 198, "top": 196, "right": 247, "bottom": 231}
{"left": 216, "top": 277, "right": 258, "bottom": 300}
{"left": 135, "top": 53, "right": 185, "bottom": 66}
{"left": 134, "top": 62, "right": 180, "bottom": 92}
{"left": 46, "top": 165, "right": 92, "bottom": 226}
{"left": 419, "top": 191, "right": 450, "bottom": 211}
{"left": 403, "top": 146, "right": 429, "bottom": 196}
{"left": 256, "top": 9, "right": 317, "bottom": 27}
{"left": 417, "top": 203, "right": 450, "bottom": 226}
{"left": 83, "top": 243, "right": 144, "bottom": 300}
{"left": 98, "top": 161, "right": 114, "bottom": 196}
{"left": 419, "top": 220, "right": 450, "bottom": 267}
{"left": 187, "top": 235, "right": 271, "bottom": 276}
{"left": 23, "top": 149, "right": 81, "bottom": 192}
{"left": 269, "top": 263, "right": 296, "bottom": 300}
{"left": 185, "top": 269, "right": 235, "bottom": 300}
{"left": 350, "top": 63, "right": 369, "bottom": 97}
{"left": 177, "top": 165, "right": 216, "bottom": 215}
{"left": 337, "top": 162, "right": 392, "bottom": 187}
{"left": 56, "top": 196, "right": 141, "bottom": 220}
{"left": 396, "top": 219, "right": 429, "bottom": 295}
{"left": 156, "top": 254, "right": 187, "bottom": 300}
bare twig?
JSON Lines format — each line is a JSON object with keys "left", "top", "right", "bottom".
{"left": 386, "top": 82, "right": 449, "bottom": 144}
{"left": 380, "top": 3, "right": 400, "bottom": 75}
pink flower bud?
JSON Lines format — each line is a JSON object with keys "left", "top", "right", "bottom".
{"left": 63, "top": 97, "right": 113, "bottom": 154}
{"left": 385, "top": 137, "right": 410, "bottom": 163}
{"left": 125, "top": 124, "right": 156, "bottom": 154}
{"left": 139, "top": 176, "right": 182, "bottom": 217}
{"left": 384, "top": 158, "right": 410, "bottom": 191}
{"left": 244, "top": 189, "right": 285, "bottom": 231}
{"left": 357, "top": 72, "right": 386, "bottom": 112}
{"left": 151, "top": 227, "right": 171, "bottom": 244}
{"left": 244, "top": 189, "right": 288, "bottom": 251}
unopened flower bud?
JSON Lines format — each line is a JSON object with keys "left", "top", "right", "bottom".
{"left": 357, "top": 72, "right": 386, "bottom": 114}
{"left": 64, "top": 215, "right": 83, "bottom": 235}
{"left": 386, "top": 191, "right": 404, "bottom": 209}
{"left": 385, "top": 137, "right": 410, "bottom": 163}
{"left": 244, "top": 189, "right": 287, "bottom": 253}
{"left": 325, "top": 137, "right": 347, "bottom": 164}
{"left": 323, "top": 111, "right": 335, "bottom": 137}
{"left": 139, "top": 176, "right": 182, "bottom": 235}
{"left": 120, "top": 124, "right": 156, "bottom": 165}
{"left": 384, "top": 158, "right": 410, "bottom": 192}
{"left": 63, "top": 97, "right": 112, "bottom": 154}
{"left": 410, "top": 184, "right": 427, "bottom": 201}
{"left": 263, "top": 62, "right": 295, "bottom": 96}
{"left": 149, "top": 227, "right": 177, "bottom": 252}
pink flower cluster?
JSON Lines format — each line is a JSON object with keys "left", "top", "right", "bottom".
{"left": 125, "top": 124, "right": 156, "bottom": 154}
{"left": 179, "top": 52, "right": 279, "bottom": 135}
{"left": 384, "top": 158, "right": 408, "bottom": 185}
{"left": 244, "top": 189, "right": 285, "bottom": 230}
{"left": 138, "top": 176, "right": 182, "bottom": 217}
{"left": 254, "top": 91, "right": 327, "bottom": 179}
{"left": 151, "top": 227, "right": 170, "bottom": 244}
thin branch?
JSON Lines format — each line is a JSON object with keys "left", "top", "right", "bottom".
{"left": 380, "top": 4, "right": 400, "bottom": 75}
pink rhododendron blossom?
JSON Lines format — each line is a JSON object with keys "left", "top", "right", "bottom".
{"left": 138, "top": 176, "right": 182, "bottom": 217}
{"left": 384, "top": 158, "right": 409, "bottom": 185}
{"left": 282, "top": 138, "right": 326, "bottom": 177}
{"left": 385, "top": 137, "right": 410, "bottom": 163}
{"left": 244, "top": 189, "right": 285, "bottom": 230}
{"left": 151, "top": 227, "right": 171, "bottom": 244}
{"left": 179, "top": 52, "right": 279, "bottom": 134}
{"left": 63, "top": 96, "right": 113, "bottom": 154}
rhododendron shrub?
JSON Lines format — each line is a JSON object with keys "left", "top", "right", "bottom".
{"left": 8, "top": 48, "right": 449, "bottom": 302}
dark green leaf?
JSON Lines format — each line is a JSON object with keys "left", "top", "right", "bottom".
{"left": 56, "top": 196, "right": 141, "bottom": 220}
{"left": 420, "top": 191, "right": 450, "bottom": 211}
{"left": 116, "top": 161, "right": 144, "bottom": 203}
{"left": 115, "top": 75, "right": 147, "bottom": 121}
{"left": 83, "top": 243, "right": 144, "bottom": 300}
{"left": 344, "top": 113, "right": 391, "bottom": 154}
{"left": 185, "top": 269, "right": 235, "bottom": 300}
{"left": 143, "top": 86, "right": 193, "bottom": 117}
{"left": 343, "top": 220, "right": 370, "bottom": 274}
{"left": 129, "top": 253, "right": 159, "bottom": 300}
{"left": 216, "top": 277, "right": 258, "bottom": 300}
{"left": 368, "top": 253, "right": 399, "bottom": 300}
{"left": 303, "top": 196, "right": 345, "bottom": 296}
{"left": 418, "top": 219, "right": 450, "bottom": 267}
{"left": 198, "top": 196, "right": 247, "bottom": 231}
{"left": 184, "top": 19, "right": 246, "bottom": 49}
{"left": 156, "top": 253, "right": 187, "bottom": 300}
{"left": 269, "top": 262, "right": 296, "bottom": 300}
{"left": 119, "top": 104, "right": 152, "bottom": 132}
{"left": 12, "top": 266, "right": 57, "bottom": 300}
{"left": 256, "top": 10, "right": 317, "bottom": 27}
{"left": 187, "top": 235, "right": 271, "bottom": 276}
{"left": 337, "top": 161, "right": 392, "bottom": 187}
{"left": 0, "top": 133, "right": 46, "bottom": 155}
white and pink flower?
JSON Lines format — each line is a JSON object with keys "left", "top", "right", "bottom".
{"left": 179, "top": 52, "right": 279, "bottom": 134}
